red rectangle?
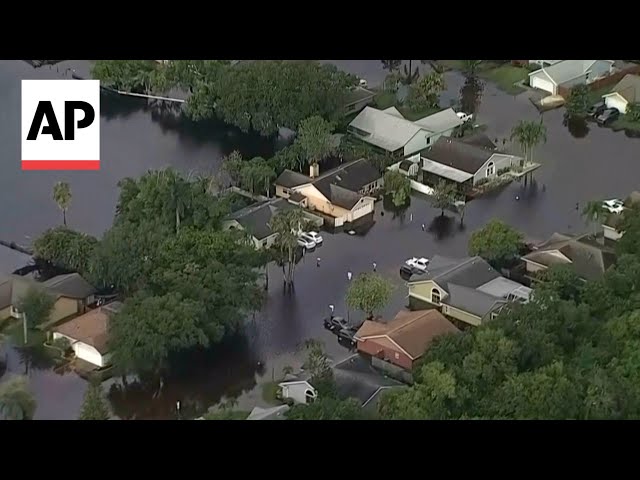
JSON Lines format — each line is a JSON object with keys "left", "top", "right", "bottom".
{"left": 22, "top": 160, "right": 100, "bottom": 171}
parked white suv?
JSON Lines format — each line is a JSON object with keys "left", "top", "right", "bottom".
{"left": 305, "top": 231, "right": 323, "bottom": 245}
{"left": 297, "top": 234, "right": 317, "bottom": 249}
{"left": 404, "top": 257, "right": 429, "bottom": 273}
{"left": 456, "top": 112, "right": 472, "bottom": 123}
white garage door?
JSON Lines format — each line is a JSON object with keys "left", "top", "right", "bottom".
{"left": 605, "top": 95, "right": 628, "bottom": 114}
{"left": 531, "top": 75, "right": 556, "bottom": 94}
{"left": 74, "top": 342, "right": 104, "bottom": 367}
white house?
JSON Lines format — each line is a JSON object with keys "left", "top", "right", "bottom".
{"left": 52, "top": 302, "right": 122, "bottom": 368}
{"left": 528, "top": 60, "right": 615, "bottom": 95}
{"left": 528, "top": 60, "right": 563, "bottom": 68}
{"left": 347, "top": 106, "right": 463, "bottom": 156}
{"left": 278, "top": 380, "right": 317, "bottom": 404}
{"left": 602, "top": 74, "right": 640, "bottom": 114}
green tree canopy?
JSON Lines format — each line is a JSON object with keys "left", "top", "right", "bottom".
{"left": 383, "top": 170, "right": 412, "bottom": 207}
{"left": 345, "top": 273, "right": 394, "bottom": 319}
{"left": 431, "top": 181, "right": 458, "bottom": 216}
{"left": 468, "top": 219, "right": 523, "bottom": 267}
{"left": 52, "top": 181, "right": 72, "bottom": 226}
{"left": 510, "top": 119, "right": 547, "bottom": 163}
{"left": 627, "top": 103, "right": 640, "bottom": 122}
{"left": 269, "top": 209, "right": 309, "bottom": 288}
{"left": 407, "top": 72, "right": 445, "bottom": 110}
{"left": 16, "top": 287, "right": 55, "bottom": 328}
{"left": 0, "top": 375, "right": 36, "bottom": 420}
{"left": 565, "top": 84, "right": 590, "bottom": 118}
{"left": 91, "top": 60, "right": 160, "bottom": 93}
{"left": 79, "top": 381, "right": 110, "bottom": 420}
{"left": 296, "top": 116, "right": 337, "bottom": 167}
{"left": 286, "top": 397, "right": 369, "bottom": 420}
{"left": 33, "top": 226, "right": 98, "bottom": 275}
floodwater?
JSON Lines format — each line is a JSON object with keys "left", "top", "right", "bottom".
{"left": 1, "top": 60, "right": 639, "bottom": 419}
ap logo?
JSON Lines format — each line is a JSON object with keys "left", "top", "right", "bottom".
{"left": 21, "top": 79, "right": 100, "bottom": 170}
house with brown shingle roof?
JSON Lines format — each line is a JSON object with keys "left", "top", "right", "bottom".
{"left": 52, "top": 301, "right": 122, "bottom": 368}
{"left": 354, "top": 309, "right": 459, "bottom": 371}
{"left": 603, "top": 74, "right": 640, "bottom": 114}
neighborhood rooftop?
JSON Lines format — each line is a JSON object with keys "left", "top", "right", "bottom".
{"left": 530, "top": 60, "right": 613, "bottom": 85}
{"left": 42, "top": 273, "right": 96, "bottom": 299}
{"left": 226, "top": 198, "right": 298, "bottom": 240}
{"left": 606, "top": 74, "right": 640, "bottom": 103}
{"left": 422, "top": 137, "right": 495, "bottom": 174}
{"left": 53, "top": 306, "right": 116, "bottom": 354}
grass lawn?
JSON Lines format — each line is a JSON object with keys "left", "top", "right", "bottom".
{"left": 478, "top": 65, "right": 529, "bottom": 95}
{"left": 262, "top": 381, "right": 280, "bottom": 404}
{"left": 612, "top": 115, "right": 640, "bottom": 132}
{"left": 203, "top": 410, "right": 250, "bottom": 420}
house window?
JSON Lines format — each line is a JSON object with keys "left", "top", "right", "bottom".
{"left": 431, "top": 288, "right": 441, "bottom": 305}
{"left": 394, "top": 352, "right": 400, "bottom": 360}
{"left": 426, "top": 136, "right": 431, "bottom": 145}
{"left": 486, "top": 161, "right": 495, "bottom": 177}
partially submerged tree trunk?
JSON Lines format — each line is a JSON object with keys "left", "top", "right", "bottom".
{"left": 63, "top": 209, "right": 67, "bottom": 226}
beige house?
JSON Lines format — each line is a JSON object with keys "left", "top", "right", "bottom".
{"left": 0, "top": 274, "right": 90, "bottom": 325}
{"left": 407, "top": 256, "right": 531, "bottom": 327}
{"left": 522, "top": 233, "right": 617, "bottom": 281}
{"left": 275, "top": 158, "right": 382, "bottom": 228}
{"left": 602, "top": 74, "right": 640, "bottom": 114}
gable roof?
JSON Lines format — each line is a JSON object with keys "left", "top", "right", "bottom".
{"left": 446, "top": 283, "right": 506, "bottom": 317}
{"left": 422, "top": 137, "right": 495, "bottom": 174}
{"left": 356, "top": 309, "right": 459, "bottom": 359}
{"left": 315, "top": 158, "right": 381, "bottom": 193}
{"left": 607, "top": 74, "right": 640, "bottom": 103}
{"left": 349, "top": 106, "right": 423, "bottom": 152}
{"left": 0, "top": 274, "right": 63, "bottom": 310}
{"left": 414, "top": 108, "right": 463, "bottom": 133}
{"left": 312, "top": 178, "right": 363, "bottom": 210}
{"left": 332, "top": 354, "right": 404, "bottom": 407}
{"left": 42, "top": 273, "right": 96, "bottom": 299}
{"left": 52, "top": 304, "right": 121, "bottom": 354}
{"left": 225, "top": 198, "right": 299, "bottom": 240}
{"left": 522, "top": 233, "right": 617, "bottom": 281}
{"left": 344, "top": 86, "right": 375, "bottom": 106}
{"left": 460, "top": 132, "right": 497, "bottom": 150}
{"left": 275, "top": 169, "right": 312, "bottom": 189}
{"left": 529, "top": 60, "right": 612, "bottom": 85}
{"left": 410, "top": 256, "right": 502, "bottom": 294}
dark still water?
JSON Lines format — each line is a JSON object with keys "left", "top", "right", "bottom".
{"left": 0, "top": 60, "right": 276, "bottom": 241}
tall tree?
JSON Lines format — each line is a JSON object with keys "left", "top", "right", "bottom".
{"left": 91, "top": 60, "right": 159, "bottom": 93}
{"left": 431, "top": 181, "right": 458, "bottom": 216}
{"left": 582, "top": 200, "right": 606, "bottom": 236}
{"left": 303, "top": 339, "right": 336, "bottom": 397}
{"left": 565, "top": 84, "right": 590, "bottom": 118}
{"left": 296, "top": 116, "right": 337, "bottom": 169}
{"left": 53, "top": 181, "right": 72, "bottom": 226}
{"left": 221, "top": 150, "right": 245, "bottom": 188}
{"left": 268, "top": 209, "right": 309, "bottom": 289}
{"left": 468, "top": 219, "right": 523, "bottom": 267}
{"left": 510, "top": 119, "right": 547, "bottom": 164}
{"left": 408, "top": 72, "right": 445, "bottom": 111}
{"left": 461, "top": 60, "right": 482, "bottom": 75}
{"left": 345, "top": 273, "right": 394, "bottom": 319}
{"left": 0, "top": 375, "right": 36, "bottom": 420}
{"left": 16, "top": 287, "right": 55, "bottom": 328}
{"left": 79, "top": 380, "right": 111, "bottom": 420}
{"left": 33, "top": 226, "right": 98, "bottom": 275}
{"left": 383, "top": 170, "right": 412, "bottom": 207}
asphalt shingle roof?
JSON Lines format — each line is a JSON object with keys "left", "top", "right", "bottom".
{"left": 42, "top": 273, "right": 96, "bottom": 299}
{"left": 226, "top": 198, "right": 299, "bottom": 241}
{"left": 413, "top": 256, "right": 501, "bottom": 294}
{"left": 422, "top": 137, "right": 494, "bottom": 174}
{"left": 275, "top": 170, "right": 312, "bottom": 189}
{"left": 610, "top": 74, "right": 640, "bottom": 103}
{"left": 312, "top": 178, "right": 362, "bottom": 210}
{"left": 316, "top": 158, "right": 381, "bottom": 193}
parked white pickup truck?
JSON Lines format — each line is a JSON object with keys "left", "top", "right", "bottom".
{"left": 404, "top": 257, "right": 429, "bottom": 273}
{"left": 456, "top": 112, "right": 472, "bottom": 123}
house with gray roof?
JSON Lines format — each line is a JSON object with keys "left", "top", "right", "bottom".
{"left": 347, "top": 106, "right": 463, "bottom": 156}
{"left": 222, "top": 198, "right": 323, "bottom": 250}
{"left": 344, "top": 86, "right": 375, "bottom": 115}
{"left": 274, "top": 158, "right": 382, "bottom": 228}
{"left": 521, "top": 233, "right": 617, "bottom": 281}
{"left": 420, "top": 136, "right": 523, "bottom": 190}
{"left": 603, "top": 74, "right": 640, "bottom": 114}
{"left": 528, "top": 60, "right": 615, "bottom": 95}
{"left": 407, "top": 256, "right": 532, "bottom": 327}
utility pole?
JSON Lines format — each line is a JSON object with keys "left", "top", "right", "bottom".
{"left": 22, "top": 312, "right": 28, "bottom": 345}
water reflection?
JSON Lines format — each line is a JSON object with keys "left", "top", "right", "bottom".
{"left": 107, "top": 335, "right": 260, "bottom": 420}
{"left": 459, "top": 75, "right": 484, "bottom": 115}
{"left": 382, "top": 195, "right": 411, "bottom": 221}
{"left": 428, "top": 214, "right": 455, "bottom": 240}
{"left": 563, "top": 115, "right": 590, "bottom": 138}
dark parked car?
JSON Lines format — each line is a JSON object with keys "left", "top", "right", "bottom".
{"left": 337, "top": 328, "right": 357, "bottom": 349}
{"left": 597, "top": 108, "right": 620, "bottom": 126}
{"left": 588, "top": 101, "right": 607, "bottom": 118}
{"left": 323, "top": 315, "right": 349, "bottom": 332}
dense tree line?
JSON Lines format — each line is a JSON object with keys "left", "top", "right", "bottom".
{"left": 91, "top": 60, "right": 357, "bottom": 137}
{"left": 377, "top": 206, "right": 640, "bottom": 419}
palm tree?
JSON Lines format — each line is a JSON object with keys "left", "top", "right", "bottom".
{"left": 268, "top": 209, "right": 309, "bottom": 289}
{"left": 510, "top": 119, "right": 548, "bottom": 164}
{"left": 0, "top": 375, "right": 36, "bottom": 420}
{"left": 431, "top": 181, "right": 459, "bottom": 216}
{"left": 462, "top": 60, "right": 482, "bottom": 75}
{"left": 582, "top": 201, "right": 606, "bottom": 236}
{"left": 52, "top": 181, "right": 72, "bottom": 226}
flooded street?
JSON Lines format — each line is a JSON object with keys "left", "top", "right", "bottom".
{"left": 1, "top": 60, "right": 638, "bottom": 419}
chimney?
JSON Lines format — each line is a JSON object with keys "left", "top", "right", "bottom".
{"left": 309, "top": 163, "right": 319, "bottom": 179}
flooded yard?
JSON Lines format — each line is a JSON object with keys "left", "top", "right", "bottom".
{"left": 1, "top": 60, "right": 638, "bottom": 419}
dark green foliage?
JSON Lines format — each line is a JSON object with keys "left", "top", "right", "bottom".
{"left": 33, "top": 226, "right": 98, "bottom": 275}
